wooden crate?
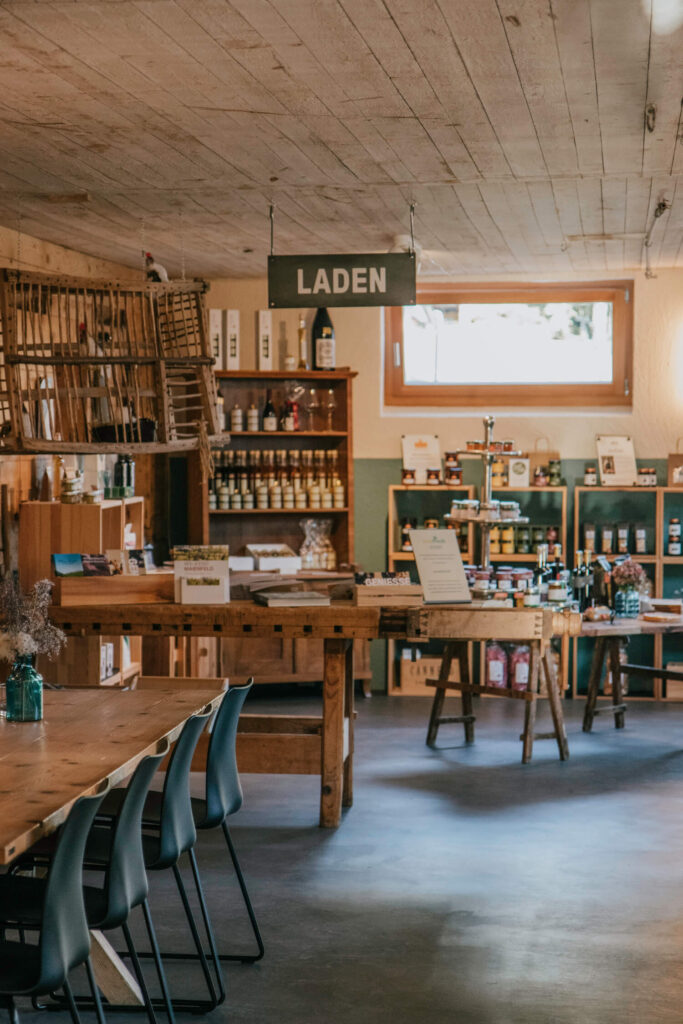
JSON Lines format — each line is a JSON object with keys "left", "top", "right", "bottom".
{"left": 53, "top": 572, "right": 174, "bottom": 606}
{"left": 353, "top": 584, "right": 423, "bottom": 607}
{"left": 398, "top": 656, "right": 460, "bottom": 696}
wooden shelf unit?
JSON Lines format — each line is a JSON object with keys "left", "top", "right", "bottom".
{"left": 18, "top": 497, "right": 145, "bottom": 687}
{"left": 572, "top": 484, "right": 683, "bottom": 701}
{"left": 386, "top": 483, "right": 569, "bottom": 695}
{"left": 190, "top": 369, "right": 370, "bottom": 690}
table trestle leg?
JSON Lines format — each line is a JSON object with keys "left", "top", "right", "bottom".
{"left": 425, "top": 641, "right": 475, "bottom": 747}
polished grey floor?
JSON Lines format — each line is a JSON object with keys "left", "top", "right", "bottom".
{"left": 18, "top": 694, "right": 683, "bottom": 1023}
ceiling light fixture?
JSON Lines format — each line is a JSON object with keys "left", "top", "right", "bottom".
{"left": 643, "top": 198, "right": 671, "bottom": 279}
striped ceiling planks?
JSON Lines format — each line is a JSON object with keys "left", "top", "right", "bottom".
{"left": 0, "top": 0, "right": 679, "bottom": 277}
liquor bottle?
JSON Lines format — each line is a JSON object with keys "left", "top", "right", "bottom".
{"left": 584, "top": 549, "right": 595, "bottom": 607}
{"left": 533, "top": 544, "right": 548, "bottom": 587}
{"left": 312, "top": 308, "right": 336, "bottom": 370}
{"left": 262, "top": 389, "right": 278, "bottom": 432}
{"left": 550, "top": 543, "right": 565, "bottom": 580}
{"left": 297, "top": 316, "right": 308, "bottom": 370}
{"left": 572, "top": 550, "right": 586, "bottom": 610}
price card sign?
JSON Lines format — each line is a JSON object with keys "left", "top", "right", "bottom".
{"left": 268, "top": 252, "right": 416, "bottom": 308}
{"left": 410, "top": 529, "right": 471, "bottom": 605}
{"left": 596, "top": 435, "right": 638, "bottom": 486}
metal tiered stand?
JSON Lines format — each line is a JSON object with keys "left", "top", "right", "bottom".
{"left": 445, "top": 414, "right": 527, "bottom": 568}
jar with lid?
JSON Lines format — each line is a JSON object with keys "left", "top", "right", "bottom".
{"left": 584, "top": 464, "right": 598, "bottom": 486}
{"left": 548, "top": 459, "right": 562, "bottom": 486}
{"left": 516, "top": 526, "right": 531, "bottom": 554}
{"left": 523, "top": 584, "right": 541, "bottom": 607}
{"left": 424, "top": 517, "right": 439, "bottom": 529}
{"left": 532, "top": 526, "right": 545, "bottom": 549}
{"left": 401, "top": 518, "right": 415, "bottom": 551}
{"left": 229, "top": 403, "right": 244, "bottom": 432}
{"left": 533, "top": 465, "right": 548, "bottom": 487}
{"left": 445, "top": 465, "right": 463, "bottom": 486}
{"left": 501, "top": 525, "right": 515, "bottom": 554}
{"left": 495, "top": 571, "right": 513, "bottom": 591}
{"left": 547, "top": 580, "right": 568, "bottom": 603}
{"left": 489, "top": 525, "right": 501, "bottom": 554}
{"left": 426, "top": 467, "right": 441, "bottom": 485}
{"left": 246, "top": 404, "right": 260, "bottom": 432}
{"left": 668, "top": 518, "right": 682, "bottom": 556}
{"left": 402, "top": 468, "right": 416, "bottom": 486}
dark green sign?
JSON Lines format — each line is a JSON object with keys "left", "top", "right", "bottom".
{"left": 268, "top": 252, "right": 416, "bottom": 308}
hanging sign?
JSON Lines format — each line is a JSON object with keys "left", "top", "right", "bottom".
{"left": 268, "top": 252, "right": 416, "bottom": 308}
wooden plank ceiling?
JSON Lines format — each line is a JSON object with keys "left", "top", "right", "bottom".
{"left": 0, "top": 0, "right": 681, "bottom": 278}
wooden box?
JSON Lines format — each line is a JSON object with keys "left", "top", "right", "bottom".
{"left": 353, "top": 584, "right": 423, "bottom": 607}
{"left": 53, "top": 572, "right": 174, "bottom": 606}
{"left": 399, "top": 656, "right": 460, "bottom": 696}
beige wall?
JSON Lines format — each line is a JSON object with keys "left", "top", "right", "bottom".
{"left": 208, "top": 269, "right": 683, "bottom": 460}
{"left": 0, "top": 223, "right": 140, "bottom": 279}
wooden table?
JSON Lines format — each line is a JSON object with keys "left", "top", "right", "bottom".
{"left": 0, "top": 687, "right": 224, "bottom": 865}
{"left": 581, "top": 616, "right": 683, "bottom": 731}
{"left": 51, "top": 601, "right": 381, "bottom": 829}
{"left": 386, "top": 605, "right": 576, "bottom": 763}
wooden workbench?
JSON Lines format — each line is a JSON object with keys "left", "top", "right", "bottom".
{"left": 51, "top": 601, "right": 380, "bottom": 829}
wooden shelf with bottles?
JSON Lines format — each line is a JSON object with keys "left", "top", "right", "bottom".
{"left": 572, "top": 484, "right": 668, "bottom": 700}
{"left": 188, "top": 368, "right": 370, "bottom": 691}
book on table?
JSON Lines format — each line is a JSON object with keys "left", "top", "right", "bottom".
{"left": 253, "top": 589, "right": 331, "bottom": 607}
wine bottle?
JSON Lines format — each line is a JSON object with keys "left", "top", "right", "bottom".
{"left": 572, "top": 550, "right": 585, "bottom": 610}
{"left": 312, "top": 308, "right": 336, "bottom": 370}
{"left": 550, "top": 543, "right": 565, "bottom": 580}
{"left": 262, "top": 389, "right": 278, "bottom": 432}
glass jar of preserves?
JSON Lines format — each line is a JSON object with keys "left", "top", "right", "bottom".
{"left": 669, "top": 518, "right": 682, "bottom": 556}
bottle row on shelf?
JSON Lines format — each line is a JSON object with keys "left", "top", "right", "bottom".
{"left": 210, "top": 447, "right": 346, "bottom": 511}
{"left": 217, "top": 384, "right": 339, "bottom": 434}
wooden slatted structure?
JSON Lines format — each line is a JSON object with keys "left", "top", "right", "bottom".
{"left": 0, "top": 269, "right": 221, "bottom": 453}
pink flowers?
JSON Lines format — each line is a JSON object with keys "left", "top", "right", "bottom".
{"left": 611, "top": 560, "right": 647, "bottom": 589}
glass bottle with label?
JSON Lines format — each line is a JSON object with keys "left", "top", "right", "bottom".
{"left": 312, "top": 308, "right": 336, "bottom": 370}
{"left": 669, "top": 518, "right": 682, "bottom": 556}
{"left": 262, "top": 389, "right": 278, "bottom": 432}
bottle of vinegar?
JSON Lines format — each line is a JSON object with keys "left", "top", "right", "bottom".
{"left": 312, "top": 308, "right": 336, "bottom": 370}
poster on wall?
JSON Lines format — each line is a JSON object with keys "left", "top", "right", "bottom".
{"left": 401, "top": 435, "right": 441, "bottom": 485}
{"left": 595, "top": 435, "right": 638, "bottom": 486}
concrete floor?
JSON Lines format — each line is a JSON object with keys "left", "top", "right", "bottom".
{"left": 17, "top": 694, "right": 683, "bottom": 1023}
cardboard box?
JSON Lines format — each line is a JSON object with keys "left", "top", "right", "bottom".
{"left": 245, "top": 544, "right": 301, "bottom": 572}
{"left": 398, "top": 656, "right": 460, "bottom": 696}
{"left": 665, "top": 663, "right": 683, "bottom": 700}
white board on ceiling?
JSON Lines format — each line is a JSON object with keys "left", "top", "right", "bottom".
{"left": 596, "top": 435, "right": 638, "bottom": 486}
{"left": 401, "top": 434, "right": 441, "bottom": 484}
{"left": 410, "top": 529, "right": 471, "bottom": 605}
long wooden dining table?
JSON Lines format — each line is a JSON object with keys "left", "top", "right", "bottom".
{"left": 0, "top": 687, "right": 224, "bottom": 866}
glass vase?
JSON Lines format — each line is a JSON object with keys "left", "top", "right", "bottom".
{"left": 614, "top": 587, "right": 640, "bottom": 618}
{"left": 6, "top": 655, "right": 43, "bottom": 722}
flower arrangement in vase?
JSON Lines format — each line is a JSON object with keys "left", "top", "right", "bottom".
{"left": 0, "top": 577, "right": 66, "bottom": 721}
{"left": 611, "top": 560, "right": 647, "bottom": 618}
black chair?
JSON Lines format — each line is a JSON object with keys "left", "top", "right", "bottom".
{"left": 138, "top": 679, "right": 262, "bottom": 982}
{"left": 99, "top": 703, "right": 222, "bottom": 1013}
{"left": 0, "top": 789, "right": 107, "bottom": 1024}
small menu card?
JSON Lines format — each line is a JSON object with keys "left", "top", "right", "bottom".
{"left": 410, "top": 529, "right": 471, "bottom": 605}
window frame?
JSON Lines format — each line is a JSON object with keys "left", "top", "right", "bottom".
{"left": 383, "top": 280, "right": 634, "bottom": 408}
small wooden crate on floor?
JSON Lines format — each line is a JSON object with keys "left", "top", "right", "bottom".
{"left": 398, "top": 656, "right": 460, "bottom": 696}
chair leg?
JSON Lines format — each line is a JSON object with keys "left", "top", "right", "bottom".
{"left": 62, "top": 979, "right": 83, "bottom": 1024}
{"left": 186, "top": 848, "right": 228, "bottom": 991}
{"left": 122, "top": 919, "right": 159, "bottom": 1024}
{"left": 219, "top": 822, "right": 265, "bottom": 962}
{"left": 6, "top": 997, "right": 19, "bottom": 1024}
{"left": 141, "top": 899, "right": 175, "bottom": 1024}
{"left": 171, "top": 862, "right": 222, "bottom": 1007}
{"left": 83, "top": 957, "right": 107, "bottom": 1024}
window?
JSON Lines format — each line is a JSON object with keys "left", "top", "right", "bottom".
{"left": 384, "top": 281, "right": 633, "bottom": 408}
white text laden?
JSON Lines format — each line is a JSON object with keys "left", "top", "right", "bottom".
{"left": 297, "top": 267, "right": 386, "bottom": 295}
